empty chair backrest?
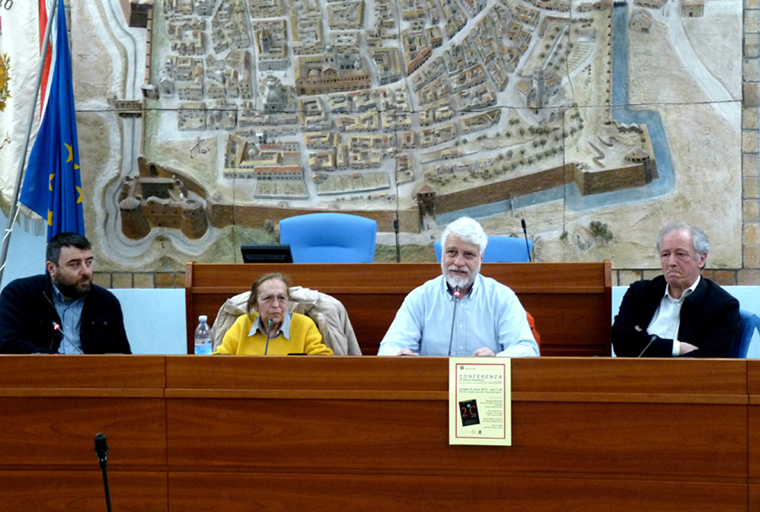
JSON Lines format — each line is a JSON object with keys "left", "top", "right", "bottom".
{"left": 280, "top": 213, "right": 377, "bottom": 263}
{"left": 732, "top": 309, "right": 760, "bottom": 358}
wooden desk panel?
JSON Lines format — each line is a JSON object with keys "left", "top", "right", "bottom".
{"left": 165, "top": 357, "right": 747, "bottom": 481}
{"left": 166, "top": 355, "right": 448, "bottom": 393}
{"left": 0, "top": 355, "right": 165, "bottom": 394}
{"left": 167, "top": 398, "right": 746, "bottom": 479}
{"left": 512, "top": 358, "right": 748, "bottom": 397}
{"left": 0, "top": 356, "right": 168, "bottom": 511}
{"left": 165, "top": 355, "right": 749, "bottom": 512}
{"left": 0, "top": 356, "right": 753, "bottom": 512}
{"left": 185, "top": 262, "right": 612, "bottom": 356}
{"left": 747, "top": 360, "right": 760, "bottom": 492}
{"left": 0, "top": 397, "right": 167, "bottom": 467}
{"left": 166, "top": 356, "right": 748, "bottom": 398}
{"left": 751, "top": 484, "right": 760, "bottom": 512}
{"left": 168, "top": 472, "right": 747, "bottom": 512}
{"left": 0, "top": 471, "right": 167, "bottom": 512}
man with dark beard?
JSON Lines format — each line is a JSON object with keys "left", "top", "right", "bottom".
{"left": 377, "top": 217, "right": 538, "bottom": 357}
{"left": 0, "top": 232, "right": 130, "bottom": 354}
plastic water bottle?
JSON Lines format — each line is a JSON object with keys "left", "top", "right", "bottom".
{"left": 194, "top": 315, "right": 212, "bottom": 355}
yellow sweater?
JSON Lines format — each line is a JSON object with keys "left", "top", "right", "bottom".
{"left": 215, "top": 312, "right": 333, "bottom": 355}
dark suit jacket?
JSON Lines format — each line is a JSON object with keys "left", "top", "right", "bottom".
{"left": 611, "top": 275, "right": 740, "bottom": 358}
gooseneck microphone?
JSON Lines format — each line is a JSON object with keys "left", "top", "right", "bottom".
{"left": 394, "top": 218, "right": 401, "bottom": 263}
{"left": 264, "top": 318, "right": 274, "bottom": 355}
{"left": 50, "top": 322, "right": 70, "bottom": 352}
{"left": 521, "top": 218, "right": 532, "bottom": 262}
{"left": 94, "top": 433, "right": 112, "bottom": 512}
{"left": 447, "top": 286, "right": 461, "bottom": 356}
{"left": 638, "top": 335, "right": 658, "bottom": 358}
{"left": 50, "top": 322, "right": 62, "bottom": 351}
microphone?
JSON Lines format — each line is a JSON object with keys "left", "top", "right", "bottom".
{"left": 264, "top": 318, "right": 274, "bottom": 355}
{"left": 95, "top": 433, "right": 108, "bottom": 469}
{"left": 521, "top": 218, "right": 532, "bottom": 262}
{"left": 447, "top": 286, "right": 461, "bottom": 356}
{"left": 94, "top": 433, "right": 113, "bottom": 512}
{"left": 52, "top": 321, "right": 82, "bottom": 354}
{"left": 50, "top": 322, "right": 65, "bottom": 352}
{"left": 52, "top": 322, "right": 71, "bottom": 342}
{"left": 394, "top": 218, "right": 401, "bottom": 263}
{"left": 638, "top": 335, "right": 658, "bottom": 357}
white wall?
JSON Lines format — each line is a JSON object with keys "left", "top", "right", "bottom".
{"left": 0, "top": 217, "right": 47, "bottom": 285}
{"left": 111, "top": 289, "right": 186, "bottom": 354}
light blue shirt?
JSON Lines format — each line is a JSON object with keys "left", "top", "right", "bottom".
{"left": 249, "top": 311, "right": 293, "bottom": 340}
{"left": 378, "top": 274, "right": 539, "bottom": 357}
{"left": 51, "top": 283, "right": 85, "bottom": 355}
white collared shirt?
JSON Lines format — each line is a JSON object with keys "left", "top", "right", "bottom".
{"left": 647, "top": 276, "right": 701, "bottom": 357}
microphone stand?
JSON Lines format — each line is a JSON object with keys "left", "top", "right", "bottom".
{"left": 447, "top": 286, "right": 461, "bottom": 356}
{"left": 94, "top": 433, "right": 112, "bottom": 512}
{"left": 638, "top": 335, "right": 658, "bottom": 357}
{"left": 264, "top": 318, "right": 274, "bottom": 355}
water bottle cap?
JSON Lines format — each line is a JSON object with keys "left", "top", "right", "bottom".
{"left": 199, "top": 315, "right": 207, "bottom": 322}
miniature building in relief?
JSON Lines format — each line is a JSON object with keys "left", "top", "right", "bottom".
{"left": 681, "top": 0, "right": 704, "bottom": 17}
{"left": 118, "top": 160, "right": 209, "bottom": 240}
{"left": 294, "top": 49, "right": 371, "bottom": 95}
{"left": 630, "top": 9, "right": 654, "bottom": 33}
{"left": 260, "top": 75, "right": 295, "bottom": 113}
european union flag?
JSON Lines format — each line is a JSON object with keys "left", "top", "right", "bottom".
{"left": 20, "top": 0, "right": 84, "bottom": 241}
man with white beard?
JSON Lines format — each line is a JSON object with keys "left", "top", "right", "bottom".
{"left": 377, "top": 217, "right": 539, "bottom": 357}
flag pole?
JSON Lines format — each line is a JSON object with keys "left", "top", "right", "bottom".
{"left": 0, "top": 0, "right": 59, "bottom": 287}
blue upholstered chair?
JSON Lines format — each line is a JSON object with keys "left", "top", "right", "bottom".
{"left": 434, "top": 235, "right": 533, "bottom": 263}
{"left": 280, "top": 213, "right": 377, "bottom": 263}
{"left": 731, "top": 309, "right": 760, "bottom": 358}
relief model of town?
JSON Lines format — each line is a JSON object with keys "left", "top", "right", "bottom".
{"left": 71, "top": 0, "right": 742, "bottom": 270}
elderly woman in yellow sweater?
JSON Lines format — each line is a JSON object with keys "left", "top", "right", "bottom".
{"left": 214, "top": 272, "right": 333, "bottom": 355}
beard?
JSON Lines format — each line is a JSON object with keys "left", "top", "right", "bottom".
{"left": 442, "top": 263, "right": 479, "bottom": 290}
{"left": 52, "top": 271, "right": 91, "bottom": 300}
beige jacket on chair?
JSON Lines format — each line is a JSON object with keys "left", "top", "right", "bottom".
{"left": 211, "top": 286, "right": 362, "bottom": 356}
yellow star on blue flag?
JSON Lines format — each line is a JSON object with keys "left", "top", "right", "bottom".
{"left": 20, "top": 0, "right": 85, "bottom": 240}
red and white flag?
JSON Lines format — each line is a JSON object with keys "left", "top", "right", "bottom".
{"left": 0, "top": 0, "right": 56, "bottom": 202}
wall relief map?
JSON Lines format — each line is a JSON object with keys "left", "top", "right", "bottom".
{"left": 0, "top": 0, "right": 743, "bottom": 272}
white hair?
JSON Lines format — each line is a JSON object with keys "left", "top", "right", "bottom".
{"left": 656, "top": 222, "right": 709, "bottom": 256}
{"left": 441, "top": 217, "right": 487, "bottom": 255}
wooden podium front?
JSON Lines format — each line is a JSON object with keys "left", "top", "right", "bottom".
{"left": 0, "top": 355, "right": 167, "bottom": 511}
{"left": 1, "top": 355, "right": 758, "bottom": 511}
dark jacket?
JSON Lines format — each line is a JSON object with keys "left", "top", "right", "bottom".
{"left": 611, "top": 275, "right": 739, "bottom": 358}
{"left": 0, "top": 274, "right": 131, "bottom": 354}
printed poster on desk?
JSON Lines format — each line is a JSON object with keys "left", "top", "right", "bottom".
{"left": 448, "top": 358, "right": 511, "bottom": 446}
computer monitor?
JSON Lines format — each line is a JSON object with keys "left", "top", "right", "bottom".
{"left": 240, "top": 244, "right": 293, "bottom": 263}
